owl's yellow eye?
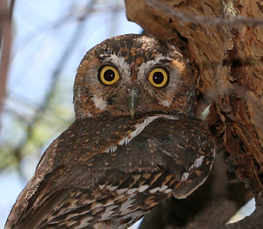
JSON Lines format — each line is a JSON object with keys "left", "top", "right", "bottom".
{"left": 148, "top": 68, "right": 169, "bottom": 88}
{"left": 99, "top": 66, "right": 120, "bottom": 86}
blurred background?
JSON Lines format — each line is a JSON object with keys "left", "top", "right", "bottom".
{"left": 0, "top": 0, "right": 254, "bottom": 228}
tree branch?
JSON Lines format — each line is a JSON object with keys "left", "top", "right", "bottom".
{"left": 126, "top": 0, "right": 263, "bottom": 228}
{"left": 144, "top": 0, "right": 263, "bottom": 26}
{"left": 0, "top": 0, "right": 15, "bottom": 116}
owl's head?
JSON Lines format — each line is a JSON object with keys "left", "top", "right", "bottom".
{"left": 74, "top": 34, "right": 195, "bottom": 119}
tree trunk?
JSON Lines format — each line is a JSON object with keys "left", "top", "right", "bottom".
{"left": 125, "top": 0, "right": 263, "bottom": 228}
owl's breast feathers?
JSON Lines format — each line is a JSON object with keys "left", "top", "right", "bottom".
{"left": 6, "top": 113, "right": 214, "bottom": 229}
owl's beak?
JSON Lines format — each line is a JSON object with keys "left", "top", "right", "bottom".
{"left": 127, "top": 86, "right": 140, "bottom": 118}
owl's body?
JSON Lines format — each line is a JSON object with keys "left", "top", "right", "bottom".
{"left": 6, "top": 34, "right": 214, "bottom": 229}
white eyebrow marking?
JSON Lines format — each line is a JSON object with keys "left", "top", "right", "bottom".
{"left": 102, "top": 54, "right": 130, "bottom": 78}
{"left": 137, "top": 54, "right": 171, "bottom": 80}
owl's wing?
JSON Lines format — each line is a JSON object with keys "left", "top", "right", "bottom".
{"left": 5, "top": 114, "right": 214, "bottom": 229}
{"left": 112, "top": 114, "right": 215, "bottom": 199}
{"left": 4, "top": 136, "right": 77, "bottom": 229}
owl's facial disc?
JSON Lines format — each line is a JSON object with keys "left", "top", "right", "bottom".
{"left": 73, "top": 34, "right": 196, "bottom": 119}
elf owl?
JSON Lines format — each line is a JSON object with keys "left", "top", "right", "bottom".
{"left": 5, "top": 34, "right": 214, "bottom": 229}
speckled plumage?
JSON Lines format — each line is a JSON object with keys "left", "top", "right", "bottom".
{"left": 5, "top": 34, "right": 215, "bottom": 229}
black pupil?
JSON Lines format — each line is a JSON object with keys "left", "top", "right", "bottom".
{"left": 104, "top": 69, "right": 115, "bottom": 81}
{"left": 153, "top": 72, "right": 164, "bottom": 84}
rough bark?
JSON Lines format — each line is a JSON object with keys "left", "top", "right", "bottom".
{"left": 125, "top": 0, "right": 263, "bottom": 228}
